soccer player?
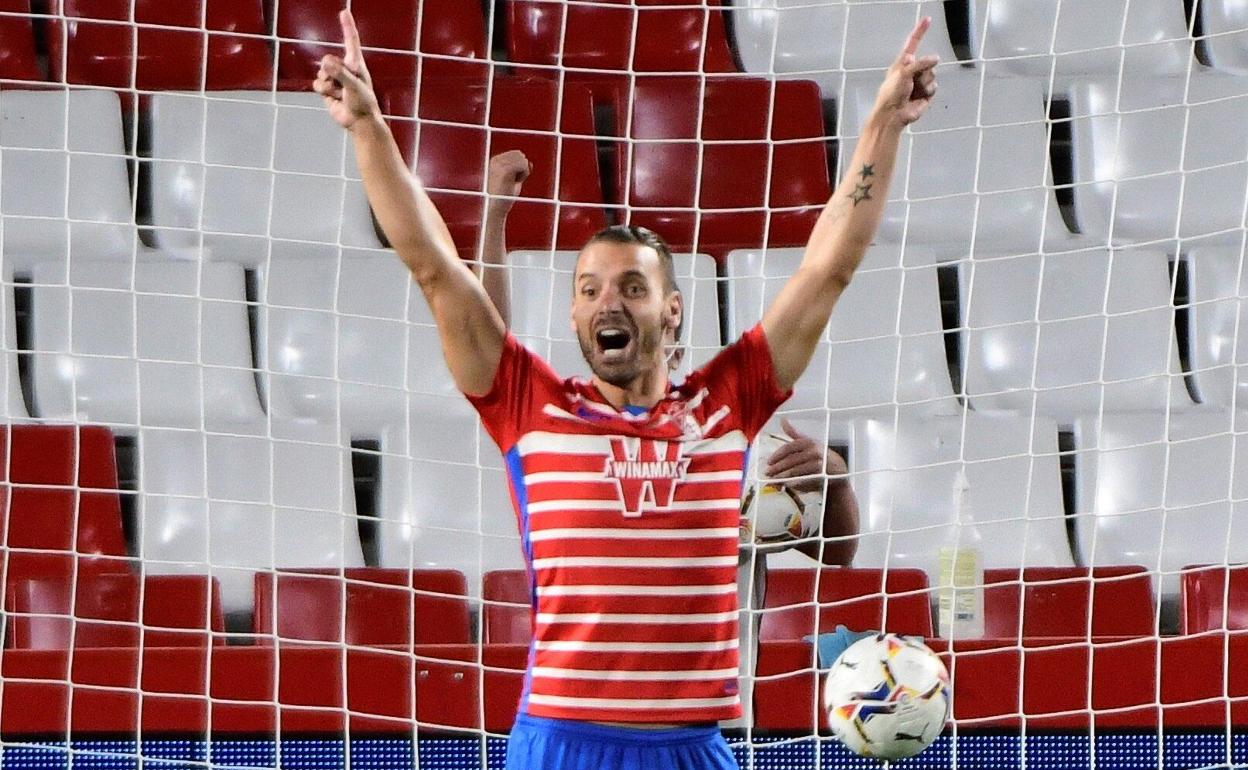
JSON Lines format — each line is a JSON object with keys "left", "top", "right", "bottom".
{"left": 478, "top": 150, "right": 861, "bottom": 568}
{"left": 314, "top": 10, "right": 937, "bottom": 769}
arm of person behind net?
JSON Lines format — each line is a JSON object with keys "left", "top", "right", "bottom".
{"left": 477, "top": 150, "right": 532, "bottom": 329}
{"left": 316, "top": 11, "right": 504, "bottom": 397}
{"left": 761, "top": 18, "right": 939, "bottom": 391}
{"left": 794, "top": 450, "right": 860, "bottom": 567}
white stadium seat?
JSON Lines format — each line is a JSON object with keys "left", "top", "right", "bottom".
{"left": 1187, "top": 245, "right": 1248, "bottom": 408}
{"left": 259, "top": 252, "right": 453, "bottom": 444}
{"left": 0, "top": 89, "right": 145, "bottom": 269}
{"left": 1069, "top": 76, "right": 1248, "bottom": 247}
{"left": 146, "top": 91, "right": 382, "bottom": 265}
{"left": 1198, "top": 0, "right": 1248, "bottom": 74}
{"left": 138, "top": 430, "right": 364, "bottom": 614}
{"left": 960, "top": 246, "right": 1191, "bottom": 423}
{"left": 725, "top": 245, "right": 957, "bottom": 425}
{"left": 972, "top": 0, "right": 1198, "bottom": 80}
{"left": 376, "top": 394, "right": 524, "bottom": 598}
{"left": 838, "top": 75, "right": 1079, "bottom": 258}
{"left": 30, "top": 260, "right": 264, "bottom": 430}
{"left": 507, "top": 250, "right": 722, "bottom": 380}
{"left": 1073, "top": 409, "right": 1248, "bottom": 599}
{"left": 731, "top": 0, "right": 956, "bottom": 96}
{"left": 29, "top": 258, "right": 363, "bottom": 613}
{"left": 853, "top": 411, "right": 1074, "bottom": 582}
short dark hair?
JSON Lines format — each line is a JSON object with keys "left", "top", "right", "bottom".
{"left": 583, "top": 225, "right": 684, "bottom": 342}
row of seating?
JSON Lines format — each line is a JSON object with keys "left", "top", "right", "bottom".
{"left": 8, "top": 0, "right": 1248, "bottom": 92}
{"left": 8, "top": 565, "right": 1248, "bottom": 652}
{"left": 8, "top": 75, "right": 1248, "bottom": 268}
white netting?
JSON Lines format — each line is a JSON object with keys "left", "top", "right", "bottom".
{"left": 0, "top": 0, "right": 1247, "bottom": 768}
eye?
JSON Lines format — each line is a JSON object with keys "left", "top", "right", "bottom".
{"left": 581, "top": 285, "right": 597, "bottom": 298}
{"left": 625, "top": 283, "right": 646, "bottom": 298}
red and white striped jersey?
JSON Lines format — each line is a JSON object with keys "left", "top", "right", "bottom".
{"left": 467, "top": 324, "right": 790, "bottom": 724}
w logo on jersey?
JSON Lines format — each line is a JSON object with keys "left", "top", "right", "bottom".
{"left": 603, "top": 437, "right": 690, "bottom": 517}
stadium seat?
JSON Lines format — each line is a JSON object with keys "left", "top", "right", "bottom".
{"left": 838, "top": 74, "right": 1076, "bottom": 258}
{"left": 507, "top": 251, "right": 721, "bottom": 379}
{"left": 1181, "top": 564, "right": 1248, "bottom": 633}
{"left": 382, "top": 79, "right": 606, "bottom": 256}
{"left": 972, "top": 0, "right": 1198, "bottom": 80}
{"left": 732, "top": 0, "right": 955, "bottom": 95}
{"left": 613, "top": 77, "right": 831, "bottom": 262}
{"left": 1, "top": 425, "right": 129, "bottom": 593}
{"left": 258, "top": 253, "right": 455, "bottom": 444}
{"left": 376, "top": 394, "right": 524, "bottom": 598}
{"left": 0, "top": 89, "right": 145, "bottom": 267}
{"left": 1074, "top": 409, "right": 1248, "bottom": 600}
{"left": 1069, "top": 76, "right": 1248, "bottom": 247}
{"left": 276, "top": 0, "right": 486, "bottom": 92}
{"left": 0, "top": 0, "right": 42, "bottom": 82}
{"left": 253, "top": 568, "right": 471, "bottom": 646}
{"left": 1199, "top": 0, "right": 1248, "bottom": 74}
{"left": 29, "top": 259, "right": 364, "bottom": 614}
{"left": 960, "top": 246, "right": 1190, "bottom": 422}
{"left": 483, "top": 569, "right": 532, "bottom": 644}
{"left": 508, "top": 0, "right": 738, "bottom": 103}
{"left": 48, "top": 0, "right": 272, "bottom": 90}
{"left": 855, "top": 412, "right": 1074, "bottom": 584}
{"left": 6, "top": 572, "right": 225, "bottom": 649}
{"left": 30, "top": 260, "right": 264, "bottom": 430}
{"left": 758, "top": 567, "right": 933, "bottom": 641}
{"left": 146, "top": 90, "right": 382, "bottom": 263}
{"left": 1187, "top": 246, "right": 1248, "bottom": 408}
{"left": 982, "top": 566, "right": 1155, "bottom": 638}
{"left": 725, "top": 246, "right": 956, "bottom": 423}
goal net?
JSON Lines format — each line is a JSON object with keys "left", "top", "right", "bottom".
{"left": 0, "top": 0, "right": 1246, "bottom": 768}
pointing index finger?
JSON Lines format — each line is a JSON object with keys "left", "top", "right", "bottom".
{"left": 339, "top": 9, "right": 364, "bottom": 69}
{"left": 900, "top": 16, "right": 931, "bottom": 59}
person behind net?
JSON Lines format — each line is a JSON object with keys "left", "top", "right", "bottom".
{"left": 314, "top": 11, "right": 937, "bottom": 769}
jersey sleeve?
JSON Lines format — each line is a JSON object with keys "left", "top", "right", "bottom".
{"left": 692, "top": 322, "right": 793, "bottom": 441}
{"left": 463, "top": 333, "right": 562, "bottom": 451}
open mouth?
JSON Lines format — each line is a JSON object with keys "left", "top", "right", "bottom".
{"left": 595, "top": 327, "right": 633, "bottom": 360}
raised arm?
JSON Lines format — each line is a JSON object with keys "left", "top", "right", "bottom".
{"left": 761, "top": 18, "right": 939, "bottom": 389}
{"left": 477, "top": 150, "right": 531, "bottom": 329}
{"left": 314, "top": 10, "right": 505, "bottom": 397}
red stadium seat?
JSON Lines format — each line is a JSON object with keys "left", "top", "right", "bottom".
{"left": 1181, "top": 564, "right": 1248, "bottom": 633}
{"left": 383, "top": 78, "right": 606, "bottom": 255}
{"left": 614, "top": 77, "right": 830, "bottom": 262}
{"left": 48, "top": 0, "right": 272, "bottom": 90}
{"left": 483, "top": 569, "right": 532, "bottom": 644}
{"left": 1, "top": 425, "right": 129, "bottom": 590}
{"left": 276, "top": 0, "right": 486, "bottom": 94}
{"left": 253, "top": 568, "right": 472, "bottom": 645}
{"left": 508, "top": 0, "right": 738, "bottom": 104}
{"left": 0, "top": 0, "right": 42, "bottom": 82}
{"left": 759, "top": 568, "right": 933, "bottom": 641}
{"left": 6, "top": 572, "right": 224, "bottom": 649}
{"left": 982, "top": 567, "right": 1155, "bottom": 639}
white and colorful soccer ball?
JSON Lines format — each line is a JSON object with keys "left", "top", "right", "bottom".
{"left": 823, "top": 633, "right": 951, "bottom": 761}
{"left": 739, "top": 433, "right": 819, "bottom": 545}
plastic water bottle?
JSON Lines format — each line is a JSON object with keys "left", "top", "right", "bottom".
{"left": 938, "top": 469, "right": 985, "bottom": 639}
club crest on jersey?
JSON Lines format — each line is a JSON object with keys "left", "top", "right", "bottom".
{"left": 603, "top": 437, "right": 690, "bottom": 517}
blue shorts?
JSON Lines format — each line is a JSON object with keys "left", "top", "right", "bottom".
{"left": 505, "top": 713, "right": 739, "bottom": 770}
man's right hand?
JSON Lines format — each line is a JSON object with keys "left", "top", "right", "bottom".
{"left": 486, "top": 150, "right": 532, "bottom": 214}
{"left": 313, "top": 10, "right": 380, "bottom": 130}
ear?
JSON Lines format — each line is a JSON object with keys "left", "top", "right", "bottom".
{"left": 667, "top": 290, "right": 684, "bottom": 337}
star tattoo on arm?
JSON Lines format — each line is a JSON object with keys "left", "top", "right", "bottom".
{"left": 848, "top": 163, "right": 875, "bottom": 206}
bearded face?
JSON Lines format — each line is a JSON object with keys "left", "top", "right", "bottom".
{"left": 571, "top": 242, "right": 680, "bottom": 388}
